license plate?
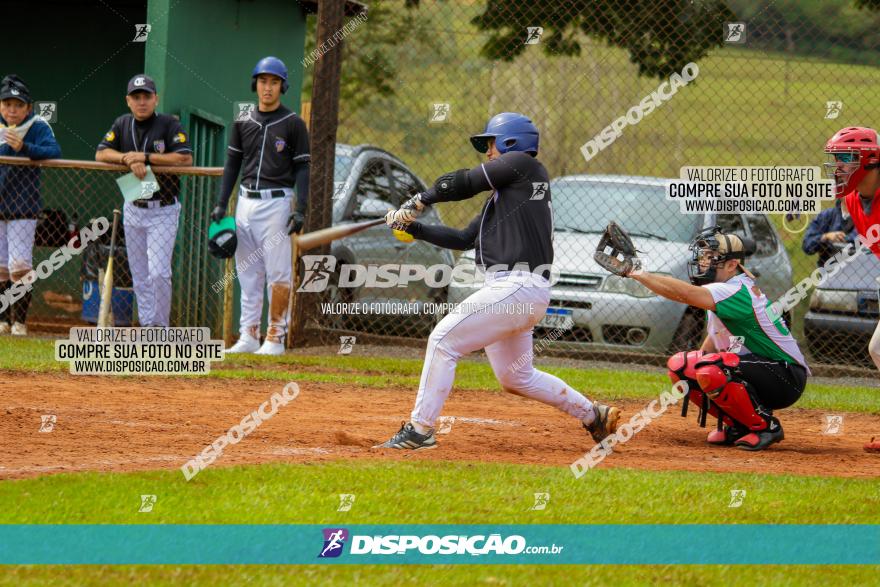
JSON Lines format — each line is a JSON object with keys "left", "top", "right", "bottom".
{"left": 539, "top": 308, "right": 574, "bottom": 330}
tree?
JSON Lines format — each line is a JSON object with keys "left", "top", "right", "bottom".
{"left": 470, "top": 0, "right": 736, "bottom": 79}
{"left": 301, "top": 0, "right": 439, "bottom": 115}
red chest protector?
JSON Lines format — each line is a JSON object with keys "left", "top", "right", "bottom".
{"left": 846, "top": 191, "right": 880, "bottom": 259}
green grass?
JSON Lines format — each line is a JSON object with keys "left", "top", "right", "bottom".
{"left": 5, "top": 338, "right": 877, "bottom": 413}
{"left": 4, "top": 565, "right": 880, "bottom": 587}
{"left": 1, "top": 462, "right": 878, "bottom": 584}
{"left": 2, "top": 461, "right": 878, "bottom": 525}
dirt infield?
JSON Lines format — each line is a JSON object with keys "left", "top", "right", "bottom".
{"left": 1, "top": 373, "right": 877, "bottom": 480}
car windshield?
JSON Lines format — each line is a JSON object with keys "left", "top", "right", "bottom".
{"left": 335, "top": 154, "right": 354, "bottom": 182}
{"left": 552, "top": 179, "right": 701, "bottom": 243}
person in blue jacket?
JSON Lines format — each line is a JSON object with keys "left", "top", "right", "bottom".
{"left": 0, "top": 74, "right": 61, "bottom": 336}
{"left": 801, "top": 199, "right": 858, "bottom": 268}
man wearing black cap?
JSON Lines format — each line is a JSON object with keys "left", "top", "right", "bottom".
{"left": 95, "top": 74, "right": 193, "bottom": 327}
{"left": 0, "top": 74, "right": 62, "bottom": 336}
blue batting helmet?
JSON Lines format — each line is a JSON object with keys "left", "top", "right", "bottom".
{"left": 470, "top": 112, "right": 539, "bottom": 155}
{"left": 251, "top": 56, "right": 289, "bottom": 93}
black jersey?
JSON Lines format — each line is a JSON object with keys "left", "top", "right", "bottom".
{"left": 409, "top": 151, "right": 554, "bottom": 275}
{"left": 227, "top": 104, "right": 310, "bottom": 190}
{"left": 97, "top": 112, "right": 192, "bottom": 204}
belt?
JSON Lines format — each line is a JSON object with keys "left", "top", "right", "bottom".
{"left": 240, "top": 186, "right": 293, "bottom": 200}
{"left": 132, "top": 198, "right": 177, "bottom": 209}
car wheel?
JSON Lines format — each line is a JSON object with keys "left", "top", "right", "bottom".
{"left": 669, "top": 307, "right": 705, "bottom": 353}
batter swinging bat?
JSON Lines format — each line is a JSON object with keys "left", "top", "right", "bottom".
{"left": 97, "top": 209, "right": 121, "bottom": 327}
{"left": 294, "top": 218, "right": 386, "bottom": 252}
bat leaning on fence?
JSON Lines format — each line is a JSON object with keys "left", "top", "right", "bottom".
{"left": 97, "top": 209, "right": 121, "bottom": 328}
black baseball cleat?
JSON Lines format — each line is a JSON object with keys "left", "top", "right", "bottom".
{"left": 584, "top": 403, "right": 621, "bottom": 444}
{"left": 374, "top": 422, "right": 437, "bottom": 450}
{"left": 734, "top": 420, "right": 784, "bottom": 451}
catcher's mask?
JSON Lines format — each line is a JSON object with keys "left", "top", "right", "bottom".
{"left": 208, "top": 216, "right": 237, "bottom": 259}
{"left": 687, "top": 227, "right": 756, "bottom": 285}
{"left": 823, "top": 127, "right": 880, "bottom": 198}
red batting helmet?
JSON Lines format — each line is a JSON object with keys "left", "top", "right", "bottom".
{"left": 824, "top": 127, "right": 880, "bottom": 198}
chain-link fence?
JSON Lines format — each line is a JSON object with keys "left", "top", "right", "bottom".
{"left": 295, "top": 0, "right": 880, "bottom": 372}
{"left": 0, "top": 156, "right": 227, "bottom": 338}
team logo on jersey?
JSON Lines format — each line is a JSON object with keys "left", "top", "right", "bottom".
{"left": 104, "top": 130, "right": 115, "bottom": 142}
{"left": 275, "top": 138, "right": 286, "bottom": 152}
{"left": 174, "top": 132, "right": 186, "bottom": 144}
{"left": 153, "top": 139, "right": 165, "bottom": 153}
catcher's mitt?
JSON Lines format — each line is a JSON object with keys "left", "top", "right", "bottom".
{"left": 594, "top": 222, "right": 642, "bottom": 277}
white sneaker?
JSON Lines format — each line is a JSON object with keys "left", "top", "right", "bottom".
{"left": 255, "top": 339, "right": 285, "bottom": 356}
{"left": 0, "top": 323, "right": 10, "bottom": 335}
{"left": 11, "top": 322, "right": 27, "bottom": 336}
{"left": 226, "top": 333, "right": 260, "bottom": 354}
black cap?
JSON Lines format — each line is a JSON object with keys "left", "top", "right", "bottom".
{"left": 127, "top": 74, "right": 157, "bottom": 95}
{"left": 0, "top": 74, "right": 32, "bottom": 103}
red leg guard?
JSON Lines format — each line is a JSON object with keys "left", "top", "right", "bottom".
{"left": 693, "top": 359, "right": 769, "bottom": 432}
{"left": 693, "top": 352, "right": 740, "bottom": 395}
{"left": 667, "top": 350, "right": 704, "bottom": 383}
{"left": 687, "top": 388, "right": 735, "bottom": 427}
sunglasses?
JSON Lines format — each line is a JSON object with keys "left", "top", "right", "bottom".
{"left": 833, "top": 152, "right": 857, "bottom": 163}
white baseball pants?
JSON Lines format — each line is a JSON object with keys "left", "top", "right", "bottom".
{"left": 123, "top": 201, "right": 180, "bottom": 327}
{"left": 234, "top": 195, "right": 292, "bottom": 341}
{"left": 0, "top": 219, "right": 37, "bottom": 279}
{"left": 411, "top": 271, "right": 595, "bottom": 429}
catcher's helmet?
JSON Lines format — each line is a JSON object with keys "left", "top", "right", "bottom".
{"left": 824, "top": 127, "right": 880, "bottom": 198}
{"left": 251, "top": 56, "right": 289, "bottom": 93}
{"left": 470, "top": 112, "right": 539, "bottom": 155}
{"left": 208, "top": 217, "right": 237, "bottom": 259}
{"left": 687, "top": 226, "right": 755, "bottom": 285}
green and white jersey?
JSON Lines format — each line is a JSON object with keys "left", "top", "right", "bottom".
{"left": 704, "top": 274, "right": 810, "bottom": 374}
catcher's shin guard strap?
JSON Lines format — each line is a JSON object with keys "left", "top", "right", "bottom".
{"left": 684, "top": 387, "right": 732, "bottom": 429}
{"left": 711, "top": 381, "right": 769, "bottom": 432}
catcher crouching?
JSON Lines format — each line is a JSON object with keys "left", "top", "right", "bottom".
{"left": 595, "top": 223, "right": 810, "bottom": 451}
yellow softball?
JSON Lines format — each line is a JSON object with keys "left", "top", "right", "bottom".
{"left": 392, "top": 229, "right": 414, "bottom": 243}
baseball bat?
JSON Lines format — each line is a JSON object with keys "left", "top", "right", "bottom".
{"left": 97, "top": 209, "right": 121, "bottom": 327}
{"left": 294, "top": 218, "right": 385, "bottom": 252}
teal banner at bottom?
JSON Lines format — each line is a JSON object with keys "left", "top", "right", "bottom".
{"left": 0, "top": 525, "right": 877, "bottom": 565}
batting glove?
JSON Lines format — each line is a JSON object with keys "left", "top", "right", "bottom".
{"left": 384, "top": 210, "right": 412, "bottom": 232}
{"left": 287, "top": 210, "right": 306, "bottom": 235}
{"left": 385, "top": 194, "right": 426, "bottom": 227}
